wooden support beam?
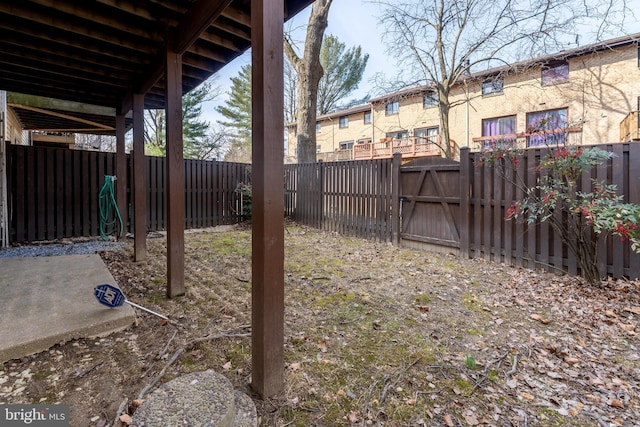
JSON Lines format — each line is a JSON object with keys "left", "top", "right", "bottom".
{"left": 212, "top": 20, "right": 251, "bottom": 41}
{"left": 174, "top": 0, "right": 234, "bottom": 54}
{"left": 198, "top": 31, "right": 243, "bottom": 52}
{"left": 8, "top": 104, "right": 114, "bottom": 130}
{"left": 251, "top": 0, "right": 285, "bottom": 398}
{"left": 6, "top": 93, "right": 116, "bottom": 117}
{"left": 221, "top": 5, "right": 251, "bottom": 27}
{"left": 115, "top": 114, "right": 128, "bottom": 240}
{"left": 24, "top": 0, "right": 163, "bottom": 42}
{"left": 0, "top": 2, "right": 158, "bottom": 53}
{"left": 165, "top": 49, "right": 185, "bottom": 298}
{"left": 132, "top": 93, "right": 147, "bottom": 261}
{"left": 119, "top": 0, "right": 235, "bottom": 114}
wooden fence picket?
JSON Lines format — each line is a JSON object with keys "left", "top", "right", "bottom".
{"left": 7, "top": 142, "right": 640, "bottom": 280}
{"left": 7, "top": 145, "right": 249, "bottom": 242}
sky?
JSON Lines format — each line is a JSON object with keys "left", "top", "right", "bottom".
{"left": 202, "top": 0, "right": 640, "bottom": 125}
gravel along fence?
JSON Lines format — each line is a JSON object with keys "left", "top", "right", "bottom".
{"left": 0, "top": 240, "right": 128, "bottom": 258}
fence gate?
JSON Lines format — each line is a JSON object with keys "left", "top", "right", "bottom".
{"left": 399, "top": 157, "right": 461, "bottom": 249}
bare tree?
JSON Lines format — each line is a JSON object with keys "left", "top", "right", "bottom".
{"left": 144, "top": 81, "right": 220, "bottom": 158}
{"left": 284, "top": 57, "right": 298, "bottom": 124}
{"left": 144, "top": 109, "right": 165, "bottom": 155}
{"left": 377, "top": 0, "right": 632, "bottom": 158}
{"left": 194, "top": 125, "right": 231, "bottom": 161}
{"left": 75, "top": 134, "right": 116, "bottom": 152}
{"left": 284, "top": 0, "right": 332, "bottom": 164}
{"left": 284, "top": 35, "right": 369, "bottom": 122}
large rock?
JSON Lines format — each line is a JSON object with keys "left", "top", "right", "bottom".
{"left": 131, "top": 370, "right": 257, "bottom": 427}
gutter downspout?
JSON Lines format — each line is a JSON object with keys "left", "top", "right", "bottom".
{"left": 371, "top": 105, "right": 375, "bottom": 145}
{"left": 465, "top": 80, "right": 470, "bottom": 149}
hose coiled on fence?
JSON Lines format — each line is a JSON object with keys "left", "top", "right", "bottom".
{"left": 98, "top": 175, "right": 124, "bottom": 240}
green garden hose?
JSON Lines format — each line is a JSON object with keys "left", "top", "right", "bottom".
{"left": 98, "top": 175, "right": 124, "bottom": 240}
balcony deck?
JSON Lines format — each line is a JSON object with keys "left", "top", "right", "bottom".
{"left": 472, "top": 127, "right": 583, "bottom": 151}
{"left": 352, "top": 136, "right": 442, "bottom": 160}
{"left": 620, "top": 111, "right": 640, "bottom": 142}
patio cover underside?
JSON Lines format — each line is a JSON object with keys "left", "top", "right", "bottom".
{"left": 0, "top": 0, "right": 314, "bottom": 397}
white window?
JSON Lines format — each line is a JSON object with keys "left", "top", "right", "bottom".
{"left": 482, "top": 77, "right": 504, "bottom": 96}
{"left": 316, "top": 122, "right": 321, "bottom": 132}
{"left": 339, "top": 140, "right": 354, "bottom": 150}
{"left": 364, "top": 111, "right": 371, "bottom": 124}
{"left": 386, "top": 130, "right": 408, "bottom": 139}
{"left": 541, "top": 61, "right": 569, "bottom": 85}
{"left": 414, "top": 126, "right": 439, "bottom": 143}
{"left": 423, "top": 92, "right": 438, "bottom": 108}
{"left": 385, "top": 101, "right": 399, "bottom": 115}
{"left": 339, "top": 116, "right": 348, "bottom": 128}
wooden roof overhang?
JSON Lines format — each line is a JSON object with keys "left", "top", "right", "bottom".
{"left": 0, "top": 0, "right": 311, "bottom": 119}
{"left": 0, "top": 0, "right": 315, "bottom": 398}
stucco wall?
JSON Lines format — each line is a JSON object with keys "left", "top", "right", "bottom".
{"left": 286, "top": 41, "right": 640, "bottom": 161}
{"left": 458, "top": 43, "right": 639, "bottom": 150}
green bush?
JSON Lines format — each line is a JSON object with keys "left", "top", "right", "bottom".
{"left": 481, "top": 127, "right": 640, "bottom": 284}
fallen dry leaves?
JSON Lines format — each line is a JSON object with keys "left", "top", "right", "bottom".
{"left": 530, "top": 313, "right": 552, "bottom": 324}
{"left": 0, "top": 225, "right": 638, "bottom": 427}
{"left": 481, "top": 270, "right": 639, "bottom": 425}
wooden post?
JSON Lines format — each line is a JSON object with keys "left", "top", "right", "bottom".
{"left": 459, "top": 147, "right": 470, "bottom": 258}
{"left": 0, "top": 92, "right": 7, "bottom": 247}
{"left": 251, "top": 0, "right": 285, "bottom": 398}
{"left": 391, "top": 152, "right": 402, "bottom": 245}
{"left": 132, "top": 93, "right": 147, "bottom": 261}
{"left": 317, "top": 159, "right": 324, "bottom": 229}
{"left": 115, "top": 113, "right": 127, "bottom": 238}
{"left": 165, "top": 48, "right": 185, "bottom": 298}
{"left": 628, "top": 143, "right": 640, "bottom": 278}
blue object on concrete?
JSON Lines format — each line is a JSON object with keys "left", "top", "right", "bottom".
{"left": 94, "top": 284, "right": 126, "bottom": 308}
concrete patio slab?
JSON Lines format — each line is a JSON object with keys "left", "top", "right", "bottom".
{"left": 0, "top": 254, "right": 135, "bottom": 364}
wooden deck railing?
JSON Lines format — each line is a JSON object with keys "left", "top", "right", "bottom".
{"left": 316, "top": 150, "right": 353, "bottom": 163}
{"left": 472, "top": 127, "right": 583, "bottom": 151}
{"left": 353, "top": 136, "right": 441, "bottom": 160}
{"left": 620, "top": 111, "right": 640, "bottom": 142}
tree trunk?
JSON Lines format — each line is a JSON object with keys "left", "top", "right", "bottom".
{"left": 284, "top": 0, "right": 332, "bottom": 163}
{"left": 296, "top": 69, "right": 322, "bottom": 163}
{"left": 438, "top": 86, "right": 453, "bottom": 159}
{"left": 550, "top": 208, "right": 601, "bottom": 285}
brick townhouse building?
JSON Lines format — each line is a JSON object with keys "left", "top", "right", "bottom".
{"left": 285, "top": 32, "right": 640, "bottom": 163}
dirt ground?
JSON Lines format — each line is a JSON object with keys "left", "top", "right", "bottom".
{"left": 0, "top": 223, "right": 639, "bottom": 427}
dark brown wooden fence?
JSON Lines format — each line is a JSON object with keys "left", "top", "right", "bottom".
{"left": 284, "top": 159, "right": 395, "bottom": 242}
{"left": 7, "top": 144, "right": 250, "bottom": 242}
{"left": 398, "top": 157, "right": 462, "bottom": 249}
{"left": 285, "top": 143, "right": 640, "bottom": 280}
{"left": 145, "top": 156, "right": 251, "bottom": 231}
{"left": 7, "top": 142, "right": 640, "bottom": 279}
{"left": 462, "top": 143, "right": 640, "bottom": 279}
